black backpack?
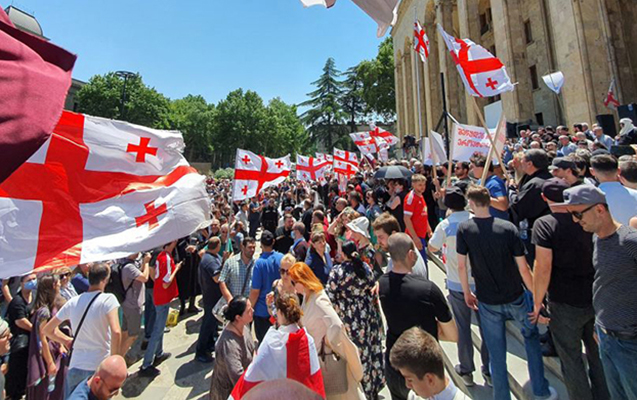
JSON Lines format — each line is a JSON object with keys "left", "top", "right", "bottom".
{"left": 106, "top": 261, "right": 134, "bottom": 303}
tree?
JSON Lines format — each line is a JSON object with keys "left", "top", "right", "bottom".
{"left": 300, "top": 58, "right": 349, "bottom": 150}
{"left": 357, "top": 37, "right": 396, "bottom": 123}
{"left": 76, "top": 72, "right": 171, "bottom": 129}
{"left": 168, "top": 95, "right": 216, "bottom": 162}
{"left": 263, "top": 98, "right": 309, "bottom": 157}
{"left": 341, "top": 66, "right": 368, "bottom": 133}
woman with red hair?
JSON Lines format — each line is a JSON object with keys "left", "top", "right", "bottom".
{"left": 288, "top": 262, "right": 365, "bottom": 400}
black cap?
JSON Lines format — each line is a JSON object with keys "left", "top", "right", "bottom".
{"left": 444, "top": 186, "right": 466, "bottom": 211}
{"left": 592, "top": 149, "right": 610, "bottom": 157}
{"left": 549, "top": 157, "right": 577, "bottom": 171}
{"left": 260, "top": 230, "right": 275, "bottom": 247}
{"left": 541, "top": 178, "right": 570, "bottom": 203}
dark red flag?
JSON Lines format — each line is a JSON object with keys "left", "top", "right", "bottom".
{"left": 0, "top": 8, "right": 77, "bottom": 183}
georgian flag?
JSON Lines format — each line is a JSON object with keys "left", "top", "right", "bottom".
{"left": 230, "top": 327, "right": 325, "bottom": 399}
{"left": 296, "top": 155, "right": 330, "bottom": 184}
{"left": 414, "top": 20, "right": 430, "bottom": 63}
{"left": 438, "top": 24, "right": 515, "bottom": 98}
{"left": 233, "top": 149, "right": 291, "bottom": 201}
{"left": 604, "top": 79, "right": 620, "bottom": 109}
{"left": 350, "top": 132, "right": 378, "bottom": 159}
{"left": 0, "top": 111, "right": 211, "bottom": 278}
{"left": 333, "top": 148, "right": 359, "bottom": 177}
{"left": 369, "top": 126, "right": 399, "bottom": 147}
{"left": 315, "top": 152, "right": 333, "bottom": 165}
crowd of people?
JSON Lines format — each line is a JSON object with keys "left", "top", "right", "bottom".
{"left": 0, "top": 117, "right": 636, "bottom": 400}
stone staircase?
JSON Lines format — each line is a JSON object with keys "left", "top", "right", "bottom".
{"left": 427, "top": 253, "right": 570, "bottom": 400}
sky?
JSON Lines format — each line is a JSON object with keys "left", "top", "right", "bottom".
{"left": 5, "top": 0, "right": 386, "bottom": 107}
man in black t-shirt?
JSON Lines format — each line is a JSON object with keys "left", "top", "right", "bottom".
{"left": 530, "top": 178, "right": 609, "bottom": 400}
{"left": 457, "top": 186, "right": 555, "bottom": 400}
{"left": 379, "top": 233, "right": 456, "bottom": 400}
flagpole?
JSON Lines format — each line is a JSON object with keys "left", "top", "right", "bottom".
{"left": 469, "top": 97, "right": 506, "bottom": 168}
{"left": 480, "top": 113, "right": 505, "bottom": 186}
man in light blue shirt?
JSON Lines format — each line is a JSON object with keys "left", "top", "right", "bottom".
{"left": 591, "top": 154, "right": 637, "bottom": 226}
{"left": 559, "top": 135, "right": 577, "bottom": 156}
{"left": 593, "top": 126, "right": 614, "bottom": 150}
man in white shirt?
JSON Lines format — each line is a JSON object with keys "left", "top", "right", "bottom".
{"left": 591, "top": 154, "right": 637, "bottom": 225}
{"left": 44, "top": 262, "right": 121, "bottom": 398}
{"left": 390, "top": 327, "right": 469, "bottom": 400}
{"left": 372, "top": 212, "right": 428, "bottom": 278}
{"left": 428, "top": 187, "right": 491, "bottom": 387}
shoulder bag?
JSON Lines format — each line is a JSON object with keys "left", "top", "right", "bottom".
{"left": 212, "top": 260, "right": 253, "bottom": 323}
{"left": 318, "top": 336, "right": 349, "bottom": 395}
{"left": 67, "top": 292, "right": 101, "bottom": 364}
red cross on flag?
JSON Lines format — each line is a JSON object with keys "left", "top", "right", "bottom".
{"left": 315, "top": 152, "right": 333, "bottom": 165}
{"left": 233, "top": 149, "right": 291, "bottom": 201}
{"left": 369, "top": 126, "right": 399, "bottom": 147}
{"left": 350, "top": 132, "right": 378, "bottom": 159}
{"left": 296, "top": 155, "right": 330, "bottom": 183}
{"left": 438, "top": 24, "right": 515, "bottom": 98}
{"left": 333, "top": 148, "right": 360, "bottom": 177}
{"left": 0, "top": 111, "right": 211, "bottom": 278}
{"left": 414, "top": 20, "right": 430, "bottom": 63}
{"left": 604, "top": 79, "right": 620, "bottom": 109}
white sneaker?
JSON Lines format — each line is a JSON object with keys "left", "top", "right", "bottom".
{"left": 535, "top": 386, "right": 558, "bottom": 400}
{"left": 454, "top": 364, "right": 475, "bottom": 387}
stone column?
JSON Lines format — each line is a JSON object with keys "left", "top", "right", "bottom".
{"left": 401, "top": 52, "right": 412, "bottom": 138}
{"left": 394, "top": 61, "right": 404, "bottom": 140}
{"left": 436, "top": 0, "right": 464, "bottom": 124}
{"left": 490, "top": 0, "right": 535, "bottom": 124}
{"left": 456, "top": 0, "right": 483, "bottom": 125}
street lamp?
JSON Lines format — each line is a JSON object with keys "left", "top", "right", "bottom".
{"left": 115, "top": 70, "right": 136, "bottom": 120}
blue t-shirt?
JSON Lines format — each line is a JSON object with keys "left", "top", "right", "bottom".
{"left": 483, "top": 175, "right": 510, "bottom": 221}
{"left": 251, "top": 251, "right": 283, "bottom": 317}
{"left": 71, "top": 273, "right": 90, "bottom": 294}
{"left": 67, "top": 378, "right": 98, "bottom": 400}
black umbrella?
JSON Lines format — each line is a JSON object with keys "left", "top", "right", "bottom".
{"left": 374, "top": 166, "right": 412, "bottom": 180}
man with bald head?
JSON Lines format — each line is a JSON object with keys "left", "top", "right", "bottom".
{"left": 67, "top": 355, "right": 128, "bottom": 400}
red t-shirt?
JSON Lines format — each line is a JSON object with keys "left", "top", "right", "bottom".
{"left": 403, "top": 189, "right": 429, "bottom": 239}
{"left": 154, "top": 251, "right": 179, "bottom": 306}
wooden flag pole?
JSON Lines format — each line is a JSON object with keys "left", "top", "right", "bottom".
{"left": 480, "top": 113, "right": 506, "bottom": 186}
{"left": 470, "top": 97, "right": 506, "bottom": 168}
{"left": 445, "top": 126, "right": 454, "bottom": 187}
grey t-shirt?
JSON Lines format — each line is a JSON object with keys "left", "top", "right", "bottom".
{"left": 121, "top": 262, "right": 145, "bottom": 310}
{"left": 593, "top": 225, "right": 637, "bottom": 333}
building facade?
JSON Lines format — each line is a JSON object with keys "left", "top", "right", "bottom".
{"left": 392, "top": 0, "right": 636, "bottom": 141}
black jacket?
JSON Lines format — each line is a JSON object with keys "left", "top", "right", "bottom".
{"left": 510, "top": 169, "right": 552, "bottom": 228}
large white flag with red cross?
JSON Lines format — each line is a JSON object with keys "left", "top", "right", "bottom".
{"left": 369, "top": 126, "right": 399, "bottom": 147}
{"left": 315, "top": 152, "right": 333, "bottom": 165}
{"left": 0, "top": 111, "right": 211, "bottom": 278}
{"left": 350, "top": 131, "right": 378, "bottom": 159}
{"left": 230, "top": 327, "right": 324, "bottom": 399}
{"left": 233, "top": 149, "right": 291, "bottom": 201}
{"left": 333, "top": 148, "right": 360, "bottom": 177}
{"left": 414, "top": 20, "right": 430, "bottom": 63}
{"left": 296, "top": 155, "right": 330, "bottom": 185}
{"left": 438, "top": 24, "right": 514, "bottom": 98}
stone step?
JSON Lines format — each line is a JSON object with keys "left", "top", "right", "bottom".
{"left": 427, "top": 252, "right": 570, "bottom": 400}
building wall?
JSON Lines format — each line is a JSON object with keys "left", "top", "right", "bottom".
{"left": 391, "top": 0, "right": 637, "bottom": 142}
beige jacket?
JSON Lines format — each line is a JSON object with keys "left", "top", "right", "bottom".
{"left": 301, "top": 290, "right": 365, "bottom": 400}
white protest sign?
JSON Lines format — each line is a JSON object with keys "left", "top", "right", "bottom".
{"left": 451, "top": 122, "right": 506, "bottom": 162}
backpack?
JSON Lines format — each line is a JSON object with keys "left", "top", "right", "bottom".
{"left": 106, "top": 261, "right": 134, "bottom": 303}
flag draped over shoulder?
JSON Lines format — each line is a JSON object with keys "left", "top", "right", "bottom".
{"left": 230, "top": 327, "right": 325, "bottom": 399}
{"left": 233, "top": 149, "right": 291, "bottom": 201}
{"left": 437, "top": 24, "right": 514, "bottom": 98}
{"left": 0, "top": 111, "right": 211, "bottom": 278}
{"left": 0, "top": 8, "right": 77, "bottom": 184}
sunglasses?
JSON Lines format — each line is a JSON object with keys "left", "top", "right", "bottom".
{"left": 570, "top": 204, "right": 597, "bottom": 220}
{"left": 59, "top": 273, "right": 70, "bottom": 279}
{"left": 279, "top": 268, "right": 289, "bottom": 275}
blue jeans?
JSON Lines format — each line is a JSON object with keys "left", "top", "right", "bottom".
{"left": 64, "top": 368, "right": 93, "bottom": 398}
{"left": 144, "top": 288, "right": 156, "bottom": 340}
{"left": 447, "top": 290, "right": 490, "bottom": 375}
{"left": 596, "top": 326, "right": 637, "bottom": 400}
{"left": 142, "top": 303, "right": 170, "bottom": 369}
{"left": 418, "top": 237, "right": 429, "bottom": 279}
{"left": 478, "top": 293, "right": 550, "bottom": 400}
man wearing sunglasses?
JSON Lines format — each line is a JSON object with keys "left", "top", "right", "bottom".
{"left": 557, "top": 184, "right": 637, "bottom": 400}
